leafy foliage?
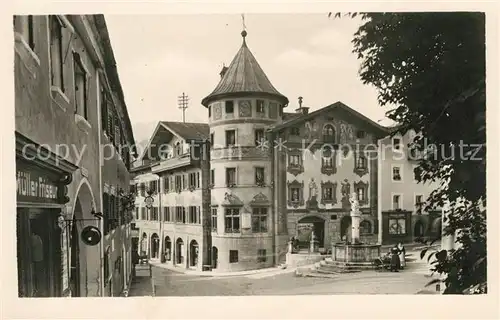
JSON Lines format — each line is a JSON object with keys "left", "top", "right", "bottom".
{"left": 331, "top": 12, "right": 486, "bottom": 294}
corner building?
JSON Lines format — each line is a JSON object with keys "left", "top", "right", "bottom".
{"left": 132, "top": 30, "right": 439, "bottom": 272}
{"left": 201, "top": 30, "right": 289, "bottom": 271}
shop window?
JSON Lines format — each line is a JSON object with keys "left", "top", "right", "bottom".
{"left": 388, "top": 218, "right": 406, "bottom": 235}
{"left": 229, "top": 250, "right": 239, "bottom": 263}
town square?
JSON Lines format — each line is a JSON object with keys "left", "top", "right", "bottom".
{"left": 9, "top": 8, "right": 489, "bottom": 311}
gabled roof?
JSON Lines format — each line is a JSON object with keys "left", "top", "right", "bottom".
{"left": 137, "top": 121, "right": 209, "bottom": 162}
{"left": 283, "top": 112, "right": 302, "bottom": 122}
{"left": 201, "top": 31, "right": 288, "bottom": 107}
{"left": 160, "top": 121, "right": 209, "bottom": 142}
{"left": 271, "top": 101, "right": 390, "bottom": 137}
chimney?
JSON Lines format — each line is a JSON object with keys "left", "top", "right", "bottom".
{"left": 295, "top": 96, "right": 309, "bottom": 115}
{"left": 219, "top": 65, "right": 228, "bottom": 79}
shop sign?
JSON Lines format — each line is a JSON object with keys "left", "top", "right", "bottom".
{"left": 16, "top": 168, "right": 59, "bottom": 204}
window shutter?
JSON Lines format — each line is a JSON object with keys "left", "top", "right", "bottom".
{"left": 107, "top": 106, "right": 114, "bottom": 141}
{"left": 373, "top": 219, "right": 379, "bottom": 234}
{"left": 114, "top": 116, "right": 120, "bottom": 148}
{"left": 100, "top": 88, "right": 108, "bottom": 132}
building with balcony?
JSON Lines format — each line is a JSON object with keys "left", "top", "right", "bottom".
{"left": 14, "top": 14, "right": 136, "bottom": 297}
{"left": 131, "top": 29, "right": 439, "bottom": 272}
{"left": 131, "top": 121, "right": 210, "bottom": 271}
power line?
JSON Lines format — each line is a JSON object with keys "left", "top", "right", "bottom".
{"left": 177, "top": 92, "right": 189, "bottom": 123}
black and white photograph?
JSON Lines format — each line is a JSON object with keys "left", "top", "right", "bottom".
{"left": 3, "top": 1, "right": 498, "bottom": 319}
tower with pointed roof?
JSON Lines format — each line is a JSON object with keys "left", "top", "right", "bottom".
{"left": 202, "top": 29, "right": 289, "bottom": 271}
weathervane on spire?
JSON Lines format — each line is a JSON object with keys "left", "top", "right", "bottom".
{"left": 241, "top": 14, "right": 247, "bottom": 41}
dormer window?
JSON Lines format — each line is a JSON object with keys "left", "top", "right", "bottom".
{"left": 225, "top": 101, "right": 234, "bottom": 114}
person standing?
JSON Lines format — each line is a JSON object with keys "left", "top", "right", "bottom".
{"left": 397, "top": 242, "right": 406, "bottom": 269}
{"left": 390, "top": 246, "right": 401, "bottom": 272}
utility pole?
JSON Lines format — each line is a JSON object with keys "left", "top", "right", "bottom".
{"left": 178, "top": 92, "right": 189, "bottom": 123}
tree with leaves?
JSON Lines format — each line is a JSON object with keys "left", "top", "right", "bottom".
{"left": 331, "top": 12, "right": 486, "bottom": 294}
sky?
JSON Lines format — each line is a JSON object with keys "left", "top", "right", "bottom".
{"left": 105, "top": 14, "right": 394, "bottom": 144}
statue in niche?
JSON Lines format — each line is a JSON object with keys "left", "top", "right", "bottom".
{"left": 304, "top": 121, "right": 319, "bottom": 140}
{"left": 213, "top": 103, "right": 222, "bottom": 120}
{"left": 340, "top": 179, "right": 351, "bottom": 209}
{"left": 307, "top": 178, "right": 319, "bottom": 209}
{"left": 238, "top": 100, "right": 252, "bottom": 117}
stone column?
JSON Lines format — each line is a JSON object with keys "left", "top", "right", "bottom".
{"left": 351, "top": 210, "right": 361, "bottom": 244}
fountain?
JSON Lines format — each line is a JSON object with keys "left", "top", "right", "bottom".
{"left": 330, "top": 192, "right": 381, "bottom": 268}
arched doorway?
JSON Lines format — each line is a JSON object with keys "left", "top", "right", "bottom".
{"left": 150, "top": 233, "right": 160, "bottom": 259}
{"left": 70, "top": 180, "right": 98, "bottom": 297}
{"left": 164, "top": 236, "right": 172, "bottom": 262}
{"left": 340, "top": 216, "right": 352, "bottom": 242}
{"left": 189, "top": 240, "right": 199, "bottom": 267}
{"left": 432, "top": 218, "right": 442, "bottom": 239}
{"left": 297, "top": 215, "right": 325, "bottom": 248}
{"left": 414, "top": 220, "right": 425, "bottom": 238}
{"left": 211, "top": 246, "right": 218, "bottom": 269}
{"left": 176, "top": 238, "right": 184, "bottom": 265}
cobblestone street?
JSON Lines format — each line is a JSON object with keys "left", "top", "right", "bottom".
{"left": 148, "top": 250, "right": 438, "bottom": 296}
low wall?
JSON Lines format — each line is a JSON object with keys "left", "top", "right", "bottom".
{"left": 332, "top": 243, "right": 381, "bottom": 263}
{"left": 286, "top": 252, "right": 325, "bottom": 268}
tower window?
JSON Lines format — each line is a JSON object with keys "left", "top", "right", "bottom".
{"left": 256, "top": 100, "right": 265, "bottom": 113}
{"left": 225, "top": 101, "right": 234, "bottom": 114}
{"left": 225, "top": 130, "right": 236, "bottom": 147}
